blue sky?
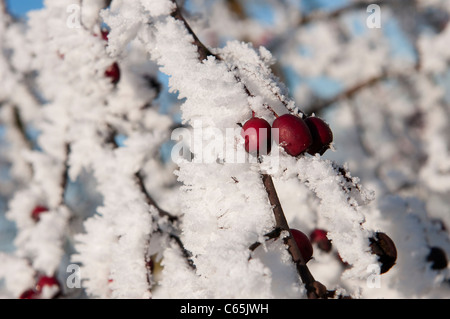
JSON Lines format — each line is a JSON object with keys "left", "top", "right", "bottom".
{"left": 6, "top": 0, "right": 44, "bottom": 17}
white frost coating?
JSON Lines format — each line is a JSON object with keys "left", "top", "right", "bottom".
{"left": 138, "top": 0, "right": 388, "bottom": 297}
{"left": 175, "top": 162, "right": 279, "bottom": 298}
{"left": 14, "top": 207, "right": 70, "bottom": 276}
{"left": 267, "top": 155, "right": 378, "bottom": 279}
{"left": 141, "top": 0, "right": 176, "bottom": 17}
{"left": 0, "top": 254, "right": 36, "bottom": 297}
{"left": 156, "top": 244, "right": 206, "bottom": 298}
{"left": 140, "top": 2, "right": 293, "bottom": 297}
{"left": 2, "top": 0, "right": 449, "bottom": 300}
{"left": 72, "top": 215, "right": 116, "bottom": 298}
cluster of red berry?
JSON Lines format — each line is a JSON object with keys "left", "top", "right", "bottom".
{"left": 19, "top": 275, "right": 60, "bottom": 299}
{"left": 241, "top": 113, "right": 333, "bottom": 157}
{"left": 290, "top": 228, "right": 331, "bottom": 263}
{"left": 242, "top": 113, "right": 333, "bottom": 263}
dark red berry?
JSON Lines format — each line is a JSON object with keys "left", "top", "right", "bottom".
{"left": 272, "top": 114, "right": 312, "bottom": 157}
{"left": 304, "top": 116, "right": 333, "bottom": 155}
{"left": 427, "top": 247, "right": 448, "bottom": 270}
{"left": 241, "top": 117, "right": 272, "bottom": 155}
{"left": 19, "top": 289, "right": 39, "bottom": 299}
{"left": 31, "top": 205, "right": 48, "bottom": 222}
{"left": 36, "top": 276, "right": 60, "bottom": 292}
{"left": 101, "top": 29, "right": 109, "bottom": 42}
{"left": 290, "top": 228, "right": 314, "bottom": 262}
{"left": 310, "top": 229, "right": 332, "bottom": 253}
{"left": 105, "top": 62, "right": 120, "bottom": 85}
{"left": 369, "top": 232, "right": 397, "bottom": 274}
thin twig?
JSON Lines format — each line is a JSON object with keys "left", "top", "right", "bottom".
{"left": 298, "top": 0, "right": 385, "bottom": 26}
{"left": 134, "top": 171, "right": 179, "bottom": 223}
{"left": 261, "top": 174, "right": 327, "bottom": 298}
{"left": 59, "top": 143, "right": 71, "bottom": 206}
{"left": 307, "top": 71, "right": 389, "bottom": 115}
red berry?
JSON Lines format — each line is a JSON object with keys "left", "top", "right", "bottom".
{"left": 310, "top": 229, "right": 332, "bottom": 253}
{"left": 101, "top": 29, "right": 109, "bottom": 42}
{"left": 36, "top": 276, "right": 60, "bottom": 292}
{"left": 272, "top": 114, "right": 312, "bottom": 156}
{"left": 241, "top": 117, "right": 272, "bottom": 155}
{"left": 19, "top": 289, "right": 39, "bottom": 299}
{"left": 304, "top": 117, "right": 333, "bottom": 155}
{"left": 290, "top": 228, "right": 313, "bottom": 262}
{"left": 105, "top": 62, "right": 120, "bottom": 85}
{"left": 31, "top": 205, "right": 48, "bottom": 222}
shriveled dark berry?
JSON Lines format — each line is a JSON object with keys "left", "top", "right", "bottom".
{"left": 369, "top": 232, "right": 397, "bottom": 274}
{"left": 427, "top": 247, "right": 448, "bottom": 270}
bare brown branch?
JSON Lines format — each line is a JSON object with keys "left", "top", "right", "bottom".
{"left": 307, "top": 71, "right": 389, "bottom": 115}
{"left": 298, "top": 0, "right": 385, "bottom": 26}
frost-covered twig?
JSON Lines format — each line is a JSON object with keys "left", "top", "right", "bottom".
{"left": 169, "top": 0, "right": 216, "bottom": 62}
{"left": 134, "top": 171, "right": 178, "bottom": 223}
{"left": 261, "top": 173, "right": 327, "bottom": 298}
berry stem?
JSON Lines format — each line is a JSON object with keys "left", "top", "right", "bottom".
{"left": 261, "top": 173, "right": 327, "bottom": 298}
{"left": 264, "top": 104, "right": 279, "bottom": 118}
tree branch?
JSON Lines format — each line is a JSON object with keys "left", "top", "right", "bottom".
{"left": 168, "top": 0, "right": 327, "bottom": 297}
